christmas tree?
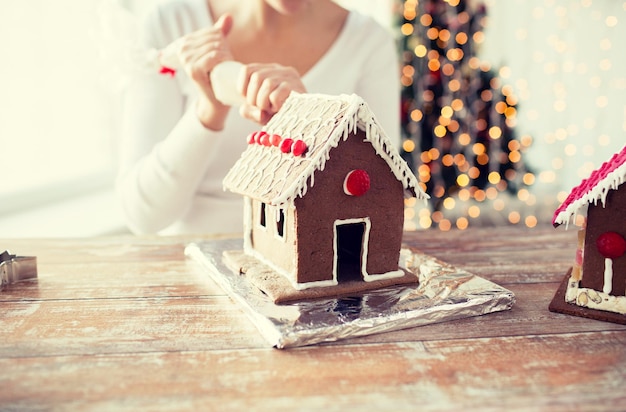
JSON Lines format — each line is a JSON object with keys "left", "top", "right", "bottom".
{"left": 398, "top": 0, "right": 536, "bottom": 230}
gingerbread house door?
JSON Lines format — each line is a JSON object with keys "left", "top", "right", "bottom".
{"left": 333, "top": 218, "right": 371, "bottom": 283}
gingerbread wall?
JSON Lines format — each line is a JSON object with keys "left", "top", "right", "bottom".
{"left": 581, "top": 185, "right": 626, "bottom": 295}
{"left": 293, "top": 130, "right": 406, "bottom": 284}
{"left": 249, "top": 200, "right": 297, "bottom": 277}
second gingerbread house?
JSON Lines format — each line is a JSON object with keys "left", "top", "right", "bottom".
{"left": 551, "top": 145, "right": 626, "bottom": 322}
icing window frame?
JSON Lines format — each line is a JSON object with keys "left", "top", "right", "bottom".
{"left": 259, "top": 202, "right": 267, "bottom": 229}
{"left": 276, "top": 208, "right": 286, "bottom": 238}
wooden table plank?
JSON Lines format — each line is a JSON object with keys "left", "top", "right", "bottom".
{"left": 403, "top": 225, "right": 577, "bottom": 285}
{"left": 6, "top": 282, "right": 625, "bottom": 359}
{"left": 2, "top": 226, "right": 625, "bottom": 411}
{"left": 2, "top": 332, "right": 624, "bottom": 411}
{"left": 0, "top": 259, "right": 226, "bottom": 302}
{"left": 1, "top": 296, "right": 267, "bottom": 357}
{"left": 1, "top": 233, "right": 237, "bottom": 264}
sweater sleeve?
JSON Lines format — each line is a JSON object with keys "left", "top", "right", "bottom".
{"left": 115, "top": 3, "right": 222, "bottom": 234}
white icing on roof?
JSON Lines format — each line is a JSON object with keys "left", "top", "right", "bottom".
{"left": 552, "top": 145, "right": 626, "bottom": 227}
{"left": 223, "top": 93, "right": 426, "bottom": 207}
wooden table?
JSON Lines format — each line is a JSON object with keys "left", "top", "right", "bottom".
{"left": 2, "top": 226, "right": 625, "bottom": 411}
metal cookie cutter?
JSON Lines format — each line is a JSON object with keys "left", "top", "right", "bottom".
{"left": 0, "top": 250, "right": 37, "bottom": 287}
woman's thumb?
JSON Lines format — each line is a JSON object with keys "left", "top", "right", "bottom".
{"left": 215, "top": 14, "right": 234, "bottom": 36}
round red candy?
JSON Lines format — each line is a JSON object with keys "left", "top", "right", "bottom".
{"left": 271, "top": 134, "right": 282, "bottom": 146}
{"left": 260, "top": 133, "right": 272, "bottom": 146}
{"left": 343, "top": 169, "right": 370, "bottom": 196}
{"left": 292, "top": 140, "right": 307, "bottom": 156}
{"left": 255, "top": 131, "right": 268, "bottom": 144}
{"left": 596, "top": 231, "right": 626, "bottom": 259}
{"left": 280, "top": 138, "right": 294, "bottom": 153}
{"left": 247, "top": 132, "right": 256, "bottom": 144}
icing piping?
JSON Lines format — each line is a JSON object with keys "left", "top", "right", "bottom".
{"left": 553, "top": 145, "right": 626, "bottom": 227}
{"left": 566, "top": 281, "right": 626, "bottom": 315}
{"left": 243, "top": 197, "right": 252, "bottom": 252}
{"left": 223, "top": 93, "right": 427, "bottom": 208}
{"left": 603, "top": 257, "right": 613, "bottom": 294}
{"left": 333, "top": 217, "right": 371, "bottom": 282}
{"left": 331, "top": 218, "right": 404, "bottom": 283}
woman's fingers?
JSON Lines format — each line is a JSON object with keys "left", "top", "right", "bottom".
{"left": 238, "top": 63, "right": 306, "bottom": 121}
{"left": 177, "top": 17, "right": 233, "bottom": 83}
{"left": 173, "top": 15, "right": 235, "bottom": 129}
{"left": 268, "top": 80, "right": 299, "bottom": 112}
{"left": 214, "top": 13, "right": 234, "bottom": 36}
{"left": 239, "top": 105, "right": 272, "bottom": 125}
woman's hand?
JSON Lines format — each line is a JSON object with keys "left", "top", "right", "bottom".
{"left": 175, "top": 14, "right": 234, "bottom": 130}
{"left": 237, "top": 63, "right": 307, "bottom": 125}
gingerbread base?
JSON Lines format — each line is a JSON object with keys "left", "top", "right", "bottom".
{"left": 223, "top": 250, "right": 418, "bottom": 304}
{"left": 549, "top": 268, "right": 626, "bottom": 325}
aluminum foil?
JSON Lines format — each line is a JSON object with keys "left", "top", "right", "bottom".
{"left": 185, "top": 239, "right": 515, "bottom": 349}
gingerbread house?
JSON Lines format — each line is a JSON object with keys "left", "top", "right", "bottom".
{"left": 223, "top": 93, "right": 427, "bottom": 292}
{"left": 550, "top": 145, "right": 626, "bottom": 322}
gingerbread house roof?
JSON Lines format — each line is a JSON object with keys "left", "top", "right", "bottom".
{"left": 223, "top": 93, "right": 426, "bottom": 207}
{"left": 553, "top": 145, "right": 626, "bottom": 227}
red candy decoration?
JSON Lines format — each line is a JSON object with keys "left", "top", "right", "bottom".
{"left": 575, "top": 248, "right": 583, "bottom": 266}
{"left": 596, "top": 231, "right": 626, "bottom": 259}
{"left": 159, "top": 66, "right": 176, "bottom": 77}
{"left": 280, "top": 138, "right": 294, "bottom": 153}
{"left": 271, "top": 134, "right": 282, "bottom": 146}
{"left": 247, "top": 132, "right": 256, "bottom": 144}
{"left": 292, "top": 140, "right": 308, "bottom": 156}
{"left": 261, "top": 133, "right": 272, "bottom": 146}
{"left": 343, "top": 169, "right": 370, "bottom": 196}
{"left": 249, "top": 134, "right": 307, "bottom": 155}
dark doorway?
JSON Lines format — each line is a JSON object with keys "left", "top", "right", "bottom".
{"left": 336, "top": 222, "right": 366, "bottom": 282}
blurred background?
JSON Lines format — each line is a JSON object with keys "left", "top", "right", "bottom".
{"left": 0, "top": 0, "right": 624, "bottom": 237}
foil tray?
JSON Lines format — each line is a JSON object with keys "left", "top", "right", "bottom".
{"left": 185, "top": 238, "right": 515, "bottom": 349}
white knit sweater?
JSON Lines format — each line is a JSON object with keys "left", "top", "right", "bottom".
{"left": 116, "top": 0, "right": 401, "bottom": 235}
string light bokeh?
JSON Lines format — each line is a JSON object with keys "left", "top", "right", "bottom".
{"left": 399, "top": 0, "right": 626, "bottom": 231}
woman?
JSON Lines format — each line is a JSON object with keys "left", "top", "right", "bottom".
{"left": 116, "top": 0, "right": 401, "bottom": 235}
